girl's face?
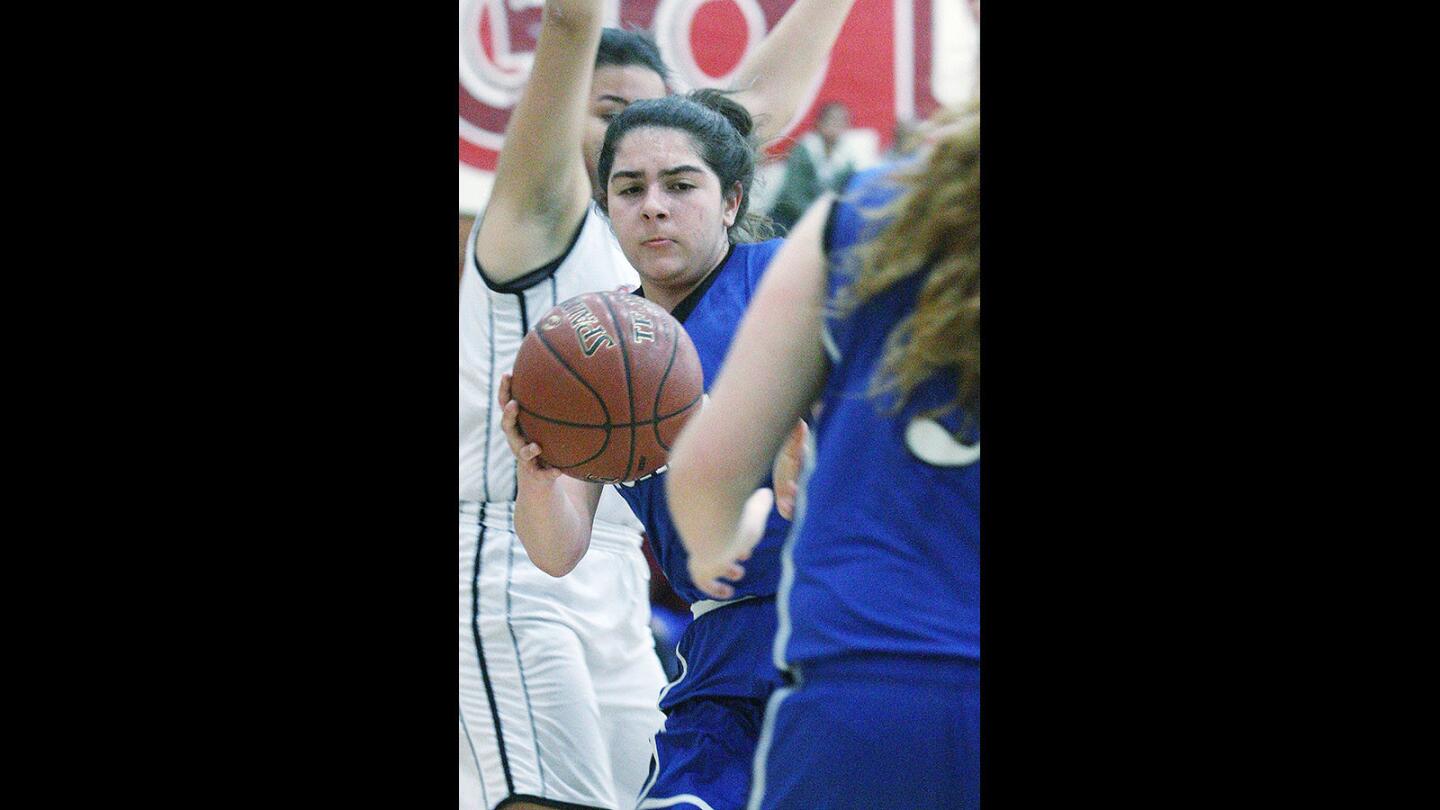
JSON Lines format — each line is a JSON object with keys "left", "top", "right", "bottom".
{"left": 583, "top": 65, "right": 667, "bottom": 192}
{"left": 604, "top": 126, "right": 739, "bottom": 301}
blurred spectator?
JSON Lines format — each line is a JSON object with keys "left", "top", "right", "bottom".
{"left": 768, "top": 101, "right": 857, "bottom": 234}
{"left": 883, "top": 118, "right": 922, "bottom": 162}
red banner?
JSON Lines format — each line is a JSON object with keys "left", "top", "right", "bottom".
{"left": 459, "top": 0, "right": 957, "bottom": 173}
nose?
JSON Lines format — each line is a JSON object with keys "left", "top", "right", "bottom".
{"left": 640, "top": 186, "right": 668, "bottom": 220}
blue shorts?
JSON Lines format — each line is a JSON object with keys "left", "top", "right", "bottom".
{"left": 751, "top": 656, "right": 979, "bottom": 810}
{"left": 638, "top": 695, "right": 768, "bottom": 810}
{"left": 638, "top": 597, "right": 783, "bottom": 810}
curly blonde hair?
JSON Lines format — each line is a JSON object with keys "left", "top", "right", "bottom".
{"left": 836, "top": 103, "right": 980, "bottom": 431}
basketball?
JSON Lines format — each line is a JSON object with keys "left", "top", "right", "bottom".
{"left": 510, "top": 291, "right": 704, "bottom": 484}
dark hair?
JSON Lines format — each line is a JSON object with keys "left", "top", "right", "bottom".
{"left": 595, "top": 89, "right": 774, "bottom": 243}
{"left": 596, "top": 28, "right": 669, "bottom": 85}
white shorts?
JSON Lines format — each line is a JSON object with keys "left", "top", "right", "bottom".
{"left": 460, "top": 501, "right": 667, "bottom": 809}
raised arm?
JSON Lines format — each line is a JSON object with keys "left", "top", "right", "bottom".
{"left": 728, "top": 0, "right": 860, "bottom": 145}
{"left": 666, "top": 195, "right": 833, "bottom": 596}
{"left": 473, "top": 0, "right": 604, "bottom": 285}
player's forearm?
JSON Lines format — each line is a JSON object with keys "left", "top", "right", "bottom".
{"left": 729, "top": 0, "right": 859, "bottom": 144}
{"left": 493, "top": 0, "right": 603, "bottom": 177}
{"left": 668, "top": 437, "right": 763, "bottom": 562}
{"left": 514, "top": 479, "right": 592, "bottom": 577}
{"left": 668, "top": 361, "right": 800, "bottom": 562}
{"left": 670, "top": 198, "right": 832, "bottom": 559}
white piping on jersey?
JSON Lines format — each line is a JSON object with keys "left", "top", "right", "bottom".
{"left": 771, "top": 426, "right": 818, "bottom": 673}
{"left": 618, "top": 464, "right": 668, "bottom": 487}
{"left": 640, "top": 794, "right": 720, "bottom": 810}
{"left": 689, "top": 594, "right": 758, "bottom": 620}
{"left": 639, "top": 729, "right": 664, "bottom": 806}
{"left": 820, "top": 321, "right": 840, "bottom": 364}
{"left": 745, "top": 684, "right": 798, "bottom": 810}
{"left": 656, "top": 646, "right": 688, "bottom": 709}
{"left": 639, "top": 645, "right": 686, "bottom": 804}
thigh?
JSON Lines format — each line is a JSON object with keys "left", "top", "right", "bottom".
{"left": 594, "top": 650, "right": 666, "bottom": 808}
{"left": 461, "top": 524, "right": 620, "bottom": 809}
{"left": 588, "top": 551, "right": 668, "bottom": 807}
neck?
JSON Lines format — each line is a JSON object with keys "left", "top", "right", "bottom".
{"left": 647, "top": 238, "right": 731, "bottom": 313}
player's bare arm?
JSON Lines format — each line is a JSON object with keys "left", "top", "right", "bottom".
{"left": 473, "top": 0, "right": 603, "bottom": 284}
{"left": 667, "top": 196, "right": 832, "bottom": 596}
{"left": 500, "top": 371, "right": 605, "bottom": 576}
{"left": 728, "top": 0, "right": 861, "bottom": 145}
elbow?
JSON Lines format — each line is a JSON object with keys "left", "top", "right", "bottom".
{"left": 535, "top": 556, "right": 578, "bottom": 578}
{"left": 527, "top": 538, "right": 587, "bottom": 578}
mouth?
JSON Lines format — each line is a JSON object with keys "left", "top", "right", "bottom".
{"left": 641, "top": 238, "right": 675, "bottom": 249}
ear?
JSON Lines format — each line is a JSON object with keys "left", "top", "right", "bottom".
{"left": 722, "top": 181, "right": 743, "bottom": 228}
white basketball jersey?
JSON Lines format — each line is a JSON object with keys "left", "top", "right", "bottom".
{"left": 459, "top": 203, "right": 645, "bottom": 544}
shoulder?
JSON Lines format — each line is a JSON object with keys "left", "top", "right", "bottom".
{"left": 826, "top": 160, "right": 918, "bottom": 255}
{"left": 730, "top": 238, "right": 786, "bottom": 272}
{"left": 842, "top": 161, "right": 914, "bottom": 207}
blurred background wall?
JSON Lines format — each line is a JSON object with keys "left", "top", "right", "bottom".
{"left": 460, "top": 0, "right": 978, "bottom": 238}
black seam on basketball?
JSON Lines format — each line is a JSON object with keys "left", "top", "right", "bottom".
{"left": 511, "top": 400, "right": 613, "bottom": 468}
{"left": 534, "top": 326, "right": 613, "bottom": 427}
{"left": 657, "top": 391, "right": 703, "bottom": 421}
{"left": 654, "top": 394, "right": 698, "bottom": 453}
{"left": 598, "top": 294, "right": 639, "bottom": 483}
{"left": 526, "top": 327, "right": 614, "bottom": 470}
{"left": 653, "top": 398, "right": 702, "bottom": 452}
{"left": 515, "top": 399, "right": 700, "bottom": 430}
{"left": 653, "top": 319, "right": 680, "bottom": 452}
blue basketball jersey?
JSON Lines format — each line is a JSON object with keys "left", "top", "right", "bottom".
{"left": 776, "top": 165, "right": 981, "bottom": 671}
{"left": 615, "top": 239, "right": 792, "bottom": 607}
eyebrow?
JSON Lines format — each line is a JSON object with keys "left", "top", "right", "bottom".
{"left": 609, "top": 165, "right": 707, "bottom": 183}
{"left": 597, "top": 95, "right": 630, "bottom": 105}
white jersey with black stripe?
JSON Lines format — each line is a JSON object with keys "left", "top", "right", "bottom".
{"left": 459, "top": 202, "right": 645, "bottom": 546}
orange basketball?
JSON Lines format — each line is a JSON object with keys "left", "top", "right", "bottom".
{"left": 510, "top": 291, "right": 704, "bottom": 484}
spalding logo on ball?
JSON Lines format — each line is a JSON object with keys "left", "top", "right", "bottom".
{"left": 510, "top": 291, "right": 704, "bottom": 484}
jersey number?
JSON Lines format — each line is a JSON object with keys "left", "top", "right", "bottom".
{"left": 905, "top": 418, "right": 979, "bottom": 468}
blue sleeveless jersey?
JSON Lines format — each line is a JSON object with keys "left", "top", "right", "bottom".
{"left": 615, "top": 239, "right": 792, "bottom": 606}
{"left": 777, "top": 165, "right": 981, "bottom": 670}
